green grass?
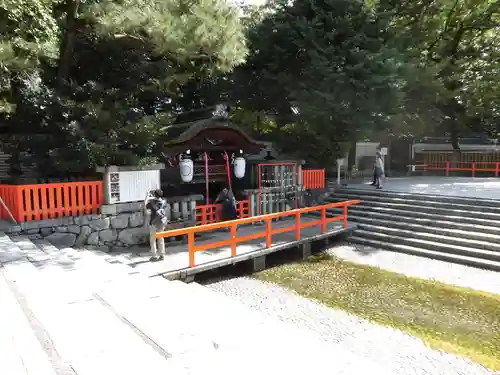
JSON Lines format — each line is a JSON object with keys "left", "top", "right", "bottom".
{"left": 255, "top": 253, "right": 500, "bottom": 370}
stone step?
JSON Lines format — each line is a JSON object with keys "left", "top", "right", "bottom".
{"left": 353, "top": 229, "right": 500, "bottom": 263}
{"left": 314, "top": 210, "right": 500, "bottom": 235}
{"left": 334, "top": 187, "right": 500, "bottom": 207}
{"left": 346, "top": 215, "right": 500, "bottom": 241}
{"left": 1, "top": 257, "right": 179, "bottom": 375}
{"left": 355, "top": 223, "right": 500, "bottom": 255}
{"left": 327, "top": 197, "right": 500, "bottom": 220}
{"left": 0, "top": 267, "right": 56, "bottom": 375}
{"left": 327, "top": 193, "right": 500, "bottom": 214}
{"left": 349, "top": 236, "right": 500, "bottom": 272}
{"left": 326, "top": 205, "right": 500, "bottom": 228}
{"left": 96, "top": 274, "right": 386, "bottom": 374}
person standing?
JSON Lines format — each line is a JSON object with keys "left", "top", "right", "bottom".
{"left": 374, "top": 151, "right": 384, "bottom": 189}
{"left": 144, "top": 189, "right": 168, "bottom": 261}
{"left": 215, "top": 187, "right": 238, "bottom": 222}
{"left": 370, "top": 150, "right": 379, "bottom": 186}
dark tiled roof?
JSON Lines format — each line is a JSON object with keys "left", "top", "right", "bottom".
{"left": 164, "top": 117, "right": 267, "bottom": 147}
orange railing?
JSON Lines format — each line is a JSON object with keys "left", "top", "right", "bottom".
{"left": 0, "top": 181, "right": 104, "bottom": 222}
{"left": 158, "top": 200, "right": 360, "bottom": 268}
{"left": 426, "top": 161, "right": 500, "bottom": 177}
{"left": 302, "top": 169, "right": 325, "bottom": 189}
{"left": 195, "top": 199, "right": 250, "bottom": 225}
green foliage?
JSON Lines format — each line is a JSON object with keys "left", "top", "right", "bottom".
{"left": 377, "top": 0, "right": 500, "bottom": 145}
{"left": 0, "top": 0, "right": 247, "bottom": 177}
{"left": 229, "top": 0, "right": 500, "bottom": 163}
{"left": 231, "top": 0, "right": 406, "bottom": 164}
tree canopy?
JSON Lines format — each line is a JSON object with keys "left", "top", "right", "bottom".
{"left": 0, "top": 0, "right": 498, "bottom": 176}
{"left": 0, "top": 0, "right": 247, "bottom": 177}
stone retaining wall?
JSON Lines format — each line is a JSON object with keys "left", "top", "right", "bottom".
{"left": 5, "top": 195, "right": 202, "bottom": 250}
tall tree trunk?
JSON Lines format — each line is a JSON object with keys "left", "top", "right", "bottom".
{"left": 57, "top": 0, "right": 80, "bottom": 87}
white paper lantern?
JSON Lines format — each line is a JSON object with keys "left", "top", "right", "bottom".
{"left": 233, "top": 150, "right": 246, "bottom": 179}
{"left": 179, "top": 150, "right": 193, "bottom": 182}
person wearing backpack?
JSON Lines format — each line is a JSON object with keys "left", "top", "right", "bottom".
{"left": 144, "top": 189, "right": 168, "bottom": 261}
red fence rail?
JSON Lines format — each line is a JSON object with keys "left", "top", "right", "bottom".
{"left": 0, "top": 181, "right": 104, "bottom": 222}
{"left": 426, "top": 161, "right": 500, "bottom": 177}
{"left": 302, "top": 169, "right": 325, "bottom": 189}
{"left": 195, "top": 199, "right": 250, "bottom": 225}
{"left": 158, "top": 200, "right": 360, "bottom": 268}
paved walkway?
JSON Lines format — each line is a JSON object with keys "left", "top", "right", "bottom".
{"left": 343, "top": 177, "right": 500, "bottom": 200}
{"left": 1, "top": 233, "right": 396, "bottom": 375}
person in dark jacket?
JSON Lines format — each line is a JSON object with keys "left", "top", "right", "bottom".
{"left": 215, "top": 188, "right": 238, "bottom": 222}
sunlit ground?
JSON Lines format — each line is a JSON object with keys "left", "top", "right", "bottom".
{"left": 256, "top": 253, "right": 500, "bottom": 370}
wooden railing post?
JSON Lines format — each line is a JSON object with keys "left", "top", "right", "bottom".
{"left": 230, "top": 223, "right": 237, "bottom": 257}
{"left": 321, "top": 207, "right": 327, "bottom": 232}
{"left": 343, "top": 205, "right": 348, "bottom": 228}
{"left": 295, "top": 211, "right": 301, "bottom": 240}
{"left": 496, "top": 162, "right": 499, "bottom": 177}
{"left": 188, "top": 231, "right": 196, "bottom": 268}
{"left": 472, "top": 162, "right": 476, "bottom": 177}
{"left": 265, "top": 218, "right": 272, "bottom": 248}
{"left": 14, "top": 186, "right": 24, "bottom": 223}
{"left": 445, "top": 161, "right": 450, "bottom": 177}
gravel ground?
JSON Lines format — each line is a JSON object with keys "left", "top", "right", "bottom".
{"left": 328, "top": 243, "right": 500, "bottom": 295}
{"left": 204, "top": 244, "right": 498, "bottom": 375}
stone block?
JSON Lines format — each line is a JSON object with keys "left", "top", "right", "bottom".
{"left": 299, "top": 242, "right": 312, "bottom": 260}
{"left": 99, "top": 229, "right": 118, "bottom": 242}
{"left": 118, "top": 227, "right": 148, "bottom": 245}
{"left": 26, "top": 228, "right": 40, "bottom": 234}
{"left": 40, "top": 228, "right": 54, "bottom": 236}
{"left": 87, "top": 232, "right": 99, "bottom": 246}
{"left": 21, "top": 217, "right": 73, "bottom": 230}
{"left": 75, "top": 226, "right": 92, "bottom": 247}
{"left": 251, "top": 255, "right": 266, "bottom": 272}
{"left": 128, "top": 212, "right": 144, "bottom": 228}
{"left": 88, "top": 217, "right": 110, "bottom": 231}
{"left": 100, "top": 204, "right": 117, "bottom": 215}
{"left": 45, "top": 232, "right": 77, "bottom": 247}
{"left": 110, "top": 214, "right": 130, "bottom": 229}
{"left": 116, "top": 201, "right": 143, "bottom": 214}
{"left": 67, "top": 225, "right": 81, "bottom": 234}
{"left": 73, "top": 215, "right": 92, "bottom": 226}
{"left": 4, "top": 225, "right": 22, "bottom": 234}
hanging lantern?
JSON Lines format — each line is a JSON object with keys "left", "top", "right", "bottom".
{"left": 179, "top": 150, "right": 193, "bottom": 182}
{"left": 233, "top": 149, "right": 246, "bottom": 179}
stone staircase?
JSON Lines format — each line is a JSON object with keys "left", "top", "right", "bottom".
{"left": 325, "top": 188, "right": 500, "bottom": 271}
{"left": 0, "top": 231, "right": 388, "bottom": 375}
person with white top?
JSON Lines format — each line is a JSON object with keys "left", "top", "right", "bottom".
{"left": 375, "top": 151, "right": 384, "bottom": 189}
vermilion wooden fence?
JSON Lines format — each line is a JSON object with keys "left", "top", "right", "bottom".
{"left": 0, "top": 181, "right": 104, "bottom": 222}
{"left": 302, "top": 169, "right": 325, "bottom": 189}
{"left": 158, "top": 200, "right": 360, "bottom": 268}
{"left": 425, "top": 161, "right": 500, "bottom": 177}
{"left": 195, "top": 199, "right": 250, "bottom": 225}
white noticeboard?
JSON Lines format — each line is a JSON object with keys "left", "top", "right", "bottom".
{"left": 108, "top": 170, "right": 160, "bottom": 203}
{"left": 380, "top": 147, "right": 388, "bottom": 156}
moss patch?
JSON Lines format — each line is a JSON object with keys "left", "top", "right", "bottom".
{"left": 255, "top": 253, "right": 500, "bottom": 370}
